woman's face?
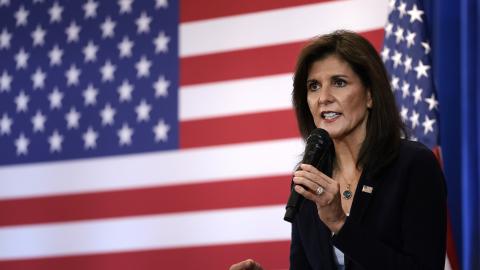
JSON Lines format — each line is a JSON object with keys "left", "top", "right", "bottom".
{"left": 306, "top": 54, "right": 372, "bottom": 141}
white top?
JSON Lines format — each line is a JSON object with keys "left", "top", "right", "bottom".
{"left": 333, "top": 246, "right": 345, "bottom": 270}
{"left": 333, "top": 212, "right": 348, "bottom": 270}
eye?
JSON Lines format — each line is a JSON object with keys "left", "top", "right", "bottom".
{"left": 332, "top": 78, "right": 347, "bottom": 88}
{"left": 307, "top": 81, "right": 320, "bottom": 91}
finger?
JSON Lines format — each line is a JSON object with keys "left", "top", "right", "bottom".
{"left": 294, "top": 184, "right": 318, "bottom": 202}
{"left": 229, "top": 259, "right": 262, "bottom": 270}
{"left": 298, "top": 164, "right": 334, "bottom": 184}
{"left": 294, "top": 170, "right": 332, "bottom": 190}
{"left": 229, "top": 261, "right": 250, "bottom": 270}
{"left": 251, "top": 260, "right": 263, "bottom": 270}
{"left": 293, "top": 176, "right": 322, "bottom": 194}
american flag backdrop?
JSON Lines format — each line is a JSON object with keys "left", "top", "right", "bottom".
{"left": 382, "top": 0, "right": 458, "bottom": 269}
{"left": 0, "top": 0, "right": 388, "bottom": 269}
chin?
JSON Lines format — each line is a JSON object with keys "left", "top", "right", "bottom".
{"left": 320, "top": 127, "right": 342, "bottom": 139}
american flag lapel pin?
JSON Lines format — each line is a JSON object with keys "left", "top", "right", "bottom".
{"left": 362, "top": 185, "right": 373, "bottom": 194}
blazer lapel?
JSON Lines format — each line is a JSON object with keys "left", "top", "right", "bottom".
{"left": 348, "top": 169, "right": 379, "bottom": 221}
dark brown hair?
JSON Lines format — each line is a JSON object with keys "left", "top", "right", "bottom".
{"left": 292, "top": 30, "right": 405, "bottom": 176}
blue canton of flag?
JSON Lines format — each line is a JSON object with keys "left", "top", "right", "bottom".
{"left": 0, "top": 0, "right": 178, "bottom": 165}
{"left": 382, "top": 0, "right": 439, "bottom": 148}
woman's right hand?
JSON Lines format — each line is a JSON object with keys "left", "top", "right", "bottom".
{"left": 229, "top": 259, "right": 263, "bottom": 270}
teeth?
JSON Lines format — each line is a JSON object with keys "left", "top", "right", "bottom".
{"left": 322, "top": 112, "right": 340, "bottom": 120}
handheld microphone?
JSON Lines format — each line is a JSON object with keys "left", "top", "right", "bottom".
{"left": 283, "top": 128, "right": 332, "bottom": 223}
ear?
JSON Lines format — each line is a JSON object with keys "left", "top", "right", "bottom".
{"left": 366, "top": 89, "right": 373, "bottom": 109}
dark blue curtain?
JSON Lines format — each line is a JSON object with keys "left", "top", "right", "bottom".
{"left": 426, "top": 0, "right": 480, "bottom": 269}
{"left": 459, "top": 0, "right": 480, "bottom": 269}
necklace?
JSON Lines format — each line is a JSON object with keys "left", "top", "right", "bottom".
{"left": 334, "top": 167, "right": 359, "bottom": 200}
{"left": 342, "top": 184, "right": 353, "bottom": 200}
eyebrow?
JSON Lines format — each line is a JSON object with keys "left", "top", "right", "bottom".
{"left": 331, "top": 74, "right": 349, "bottom": 79}
{"left": 306, "top": 74, "right": 349, "bottom": 81}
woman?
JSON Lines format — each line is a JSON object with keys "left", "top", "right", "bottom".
{"left": 230, "top": 30, "right": 446, "bottom": 270}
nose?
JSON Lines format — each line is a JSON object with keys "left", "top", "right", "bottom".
{"left": 317, "top": 86, "right": 333, "bottom": 106}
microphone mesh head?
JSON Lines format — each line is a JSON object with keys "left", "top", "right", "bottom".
{"left": 306, "top": 128, "right": 331, "bottom": 146}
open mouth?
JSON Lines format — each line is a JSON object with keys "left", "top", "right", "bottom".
{"left": 321, "top": 111, "right": 342, "bottom": 120}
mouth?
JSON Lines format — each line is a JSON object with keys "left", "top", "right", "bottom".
{"left": 321, "top": 111, "right": 342, "bottom": 120}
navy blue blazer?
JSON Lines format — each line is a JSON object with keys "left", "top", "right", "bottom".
{"left": 290, "top": 140, "right": 447, "bottom": 270}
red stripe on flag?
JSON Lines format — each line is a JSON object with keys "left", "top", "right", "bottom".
{"left": 180, "top": 0, "right": 335, "bottom": 22}
{"left": 0, "top": 175, "right": 291, "bottom": 226}
{"left": 0, "top": 240, "right": 290, "bottom": 270}
{"left": 446, "top": 211, "right": 460, "bottom": 270}
{"left": 180, "top": 30, "right": 385, "bottom": 86}
{"left": 432, "top": 146, "right": 460, "bottom": 270}
{"left": 181, "top": 42, "right": 305, "bottom": 86}
{"left": 180, "top": 109, "right": 299, "bottom": 149}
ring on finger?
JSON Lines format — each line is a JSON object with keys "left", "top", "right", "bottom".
{"left": 315, "top": 186, "right": 324, "bottom": 196}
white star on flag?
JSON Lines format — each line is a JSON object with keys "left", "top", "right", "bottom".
{"left": 155, "top": 0, "right": 168, "bottom": 9}
{"left": 48, "top": 130, "right": 63, "bottom": 153}
{"left": 48, "top": 45, "right": 63, "bottom": 66}
{"left": 15, "top": 91, "right": 29, "bottom": 112}
{"left": 31, "top": 110, "right": 47, "bottom": 133}
{"left": 65, "top": 64, "right": 81, "bottom": 86}
{"left": 154, "top": 32, "right": 170, "bottom": 53}
{"left": 407, "top": 4, "right": 424, "bottom": 23}
{"left": 153, "top": 119, "right": 169, "bottom": 142}
{"left": 117, "top": 123, "right": 134, "bottom": 146}
{"left": 413, "top": 86, "right": 423, "bottom": 104}
{"left": 401, "top": 81, "right": 410, "bottom": 98}
{"left": 66, "top": 21, "right": 81, "bottom": 43}
{"left": 394, "top": 26, "right": 404, "bottom": 43}
{"left": 100, "top": 60, "right": 116, "bottom": 82}
{"left": 100, "top": 103, "right": 116, "bottom": 126}
{"left": 425, "top": 93, "right": 439, "bottom": 111}
{"left": 404, "top": 56, "right": 413, "bottom": 73}
{"left": 405, "top": 31, "right": 416, "bottom": 48}
{"left": 135, "top": 99, "right": 152, "bottom": 122}
{"left": 381, "top": 47, "right": 390, "bottom": 62}
{"left": 15, "top": 133, "right": 30, "bottom": 155}
{"left": 118, "top": 0, "right": 133, "bottom": 14}
{"left": 0, "top": 70, "right": 12, "bottom": 92}
{"left": 397, "top": 1, "right": 407, "bottom": 18}
{"left": 136, "top": 12, "right": 152, "bottom": 34}
{"left": 154, "top": 76, "right": 169, "bottom": 97}
{"left": 410, "top": 110, "right": 420, "bottom": 129}
{"left": 118, "top": 79, "right": 134, "bottom": 102}
{"left": 48, "top": 88, "right": 63, "bottom": 109}
{"left": 135, "top": 56, "right": 152, "bottom": 78}
{"left": 83, "top": 127, "right": 98, "bottom": 149}
{"left": 118, "top": 36, "right": 134, "bottom": 58}
{"left": 83, "top": 41, "right": 98, "bottom": 62}
{"left": 414, "top": 60, "right": 430, "bottom": 79}
{"left": 83, "top": 84, "right": 98, "bottom": 106}
{"left": 0, "top": 28, "right": 12, "bottom": 49}
{"left": 48, "top": 2, "right": 63, "bottom": 23}
{"left": 100, "top": 17, "right": 116, "bottom": 38}
{"left": 422, "top": 115, "right": 435, "bottom": 135}
{"left": 15, "top": 48, "right": 29, "bottom": 69}
{"left": 15, "top": 5, "right": 29, "bottom": 26}
{"left": 65, "top": 107, "right": 81, "bottom": 129}
{"left": 31, "top": 25, "right": 46, "bottom": 46}
{"left": 83, "top": 0, "right": 99, "bottom": 19}
{"left": 31, "top": 68, "right": 46, "bottom": 90}
{"left": 392, "top": 50, "right": 403, "bottom": 68}
{"left": 400, "top": 106, "right": 409, "bottom": 122}
{"left": 0, "top": 0, "right": 10, "bottom": 7}
{"left": 0, "top": 113, "right": 13, "bottom": 135}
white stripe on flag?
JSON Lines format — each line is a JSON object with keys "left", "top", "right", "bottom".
{"left": 180, "top": 74, "right": 294, "bottom": 121}
{"left": 180, "top": 0, "right": 388, "bottom": 57}
{"left": 0, "top": 138, "right": 303, "bottom": 199}
{"left": 0, "top": 205, "right": 289, "bottom": 260}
